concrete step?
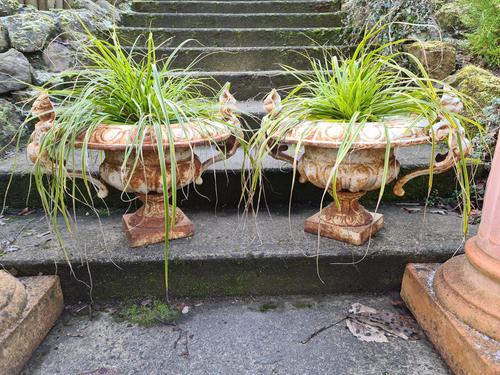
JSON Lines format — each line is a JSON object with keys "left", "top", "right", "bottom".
{"left": 121, "top": 12, "right": 345, "bottom": 28}
{"left": 127, "top": 45, "right": 349, "bottom": 71}
{"left": 117, "top": 26, "right": 346, "bottom": 47}
{"left": 131, "top": 0, "right": 340, "bottom": 13}
{"left": 0, "top": 205, "right": 475, "bottom": 302}
{"left": 22, "top": 294, "right": 449, "bottom": 374}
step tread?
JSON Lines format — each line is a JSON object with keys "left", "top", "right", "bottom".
{"left": 1, "top": 204, "right": 473, "bottom": 264}
{"left": 23, "top": 294, "right": 449, "bottom": 375}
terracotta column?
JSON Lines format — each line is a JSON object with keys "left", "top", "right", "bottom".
{"left": 401, "top": 131, "right": 500, "bottom": 374}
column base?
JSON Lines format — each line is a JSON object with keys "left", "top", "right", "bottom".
{"left": 304, "top": 211, "right": 383, "bottom": 246}
{"left": 401, "top": 262, "right": 500, "bottom": 375}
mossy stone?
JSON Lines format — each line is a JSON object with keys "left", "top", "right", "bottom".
{"left": 0, "top": 0, "right": 19, "bottom": 16}
{"left": 4, "top": 12, "right": 57, "bottom": 53}
{"left": 435, "top": 2, "right": 468, "bottom": 31}
{"left": 405, "top": 41, "right": 456, "bottom": 80}
{"left": 451, "top": 65, "right": 500, "bottom": 109}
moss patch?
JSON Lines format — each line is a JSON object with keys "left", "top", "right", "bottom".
{"left": 259, "top": 302, "right": 279, "bottom": 312}
{"left": 115, "top": 299, "right": 180, "bottom": 327}
{"left": 451, "top": 65, "right": 500, "bottom": 109}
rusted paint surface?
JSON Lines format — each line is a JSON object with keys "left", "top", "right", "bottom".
{"left": 122, "top": 194, "right": 194, "bottom": 248}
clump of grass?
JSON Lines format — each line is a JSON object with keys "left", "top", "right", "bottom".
{"left": 245, "top": 23, "right": 481, "bottom": 234}
{"left": 116, "top": 299, "right": 180, "bottom": 327}
{"left": 21, "top": 28, "right": 243, "bottom": 300}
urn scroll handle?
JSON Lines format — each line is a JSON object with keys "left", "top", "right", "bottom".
{"left": 263, "top": 89, "right": 296, "bottom": 165}
{"left": 200, "top": 87, "right": 242, "bottom": 172}
{"left": 27, "top": 93, "right": 109, "bottom": 199}
{"left": 393, "top": 93, "right": 472, "bottom": 197}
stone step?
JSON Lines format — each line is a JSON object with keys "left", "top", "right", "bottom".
{"left": 127, "top": 45, "right": 349, "bottom": 71}
{"left": 0, "top": 205, "right": 475, "bottom": 302}
{"left": 23, "top": 294, "right": 449, "bottom": 374}
{"left": 0, "top": 142, "right": 466, "bottom": 211}
{"left": 131, "top": 0, "right": 340, "bottom": 13}
{"left": 121, "top": 12, "right": 345, "bottom": 28}
{"left": 117, "top": 26, "right": 346, "bottom": 47}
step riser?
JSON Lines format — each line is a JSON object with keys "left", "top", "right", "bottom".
{"left": 5, "top": 253, "right": 452, "bottom": 302}
{"left": 130, "top": 47, "right": 347, "bottom": 71}
{"left": 132, "top": 1, "right": 340, "bottom": 13}
{"left": 122, "top": 12, "right": 345, "bottom": 28}
{"left": 117, "top": 27, "right": 346, "bottom": 47}
{"left": 0, "top": 168, "right": 464, "bottom": 210}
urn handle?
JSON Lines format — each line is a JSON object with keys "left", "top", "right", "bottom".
{"left": 27, "top": 92, "right": 109, "bottom": 199}
{"left": 200, "top": 86, "right": 242, "bottom": 173}
{"left": 393, "top": 93, "right": 472, "bottom": 197}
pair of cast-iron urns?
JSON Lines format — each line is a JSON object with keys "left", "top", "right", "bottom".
{"left": 27, "top": 89, "right": 470, "bottom": 247}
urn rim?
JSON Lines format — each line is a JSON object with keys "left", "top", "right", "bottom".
{"left": 267, "top": 115, "right": 438, "bottom": 149}
{"left": 74, "top": 120, "right": 234, "bottom": 151}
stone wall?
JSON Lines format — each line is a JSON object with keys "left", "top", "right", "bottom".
{"left": 0, "top": 0, "right": 122, "bottom": 149}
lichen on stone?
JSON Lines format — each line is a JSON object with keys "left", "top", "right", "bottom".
{"left": 4, "top": 12, "right": 57, "bottom": 53}
{"left": 449, "top": 65, "right": 500, "bottom": 109}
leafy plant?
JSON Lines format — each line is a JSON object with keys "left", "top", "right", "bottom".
{"left": 115, "top": 299, "right": 180, "bottom": 326}
{"left": 245, "top": 24, "right": 481, "bottom": 234}
{"left": 22, "top": 29, "right": 243, "bottom": 300}
{"left": 459, "top": 0, "right": 500, "bottom": 67}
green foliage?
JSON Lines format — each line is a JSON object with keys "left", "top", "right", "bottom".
{"left": 246, "top": 24, "right": 480, "bottom": 234}
{"left": 116, "top": 299, "right": 180, "bottom": 326}
{"left": 459, "top": 0, "right": 500, "bottom": 67}
{"left": 23, "top": 29, "right": 242, "bottom": 300}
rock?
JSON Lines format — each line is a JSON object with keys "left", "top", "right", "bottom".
{"left": 4, "top": 12, "right": 57, "bottom": 53}
{"left": 0, "top": 22, "right": 9, "bottom": 52}
{"left": 0, "top": 0, "right": 19, "bottom": 16}
{"left": 0, "top": 98, "right": 23, "bottom": 147}
{"left": 435, "top": 2, "right": 468, "bottom": 32}
{"left": 58, "top": 9, "right": 98, "bottom": 39}
{"left": 32, "top": 69, "right": 61, "bottom": 86}
{"left": 449, "top": 65, "right": 500, "bottom": 109}
{"left": 95, "top": 0, "right": 121, "bottom": 23}
{"left": 405, "top": 41, "right": 456, "bottom": 80}
{"left": 0, "top": 49, "right": 32, "bottom": 94}
{"left": 43, "top": 42, "right": 76, "bottom": 72}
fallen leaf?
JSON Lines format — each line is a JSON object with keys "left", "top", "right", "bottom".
{"left": 349, "top": 303, "right": 377, "bottom": 314}
{"left": 346, "top": 303, "right": 424, "bottom": 342}
{"left": 346, "top": 319, "right": 388, "bottom": 343}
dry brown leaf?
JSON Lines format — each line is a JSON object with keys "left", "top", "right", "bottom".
{"left": 346, "top": 319, "right": 388, "bottom": 343}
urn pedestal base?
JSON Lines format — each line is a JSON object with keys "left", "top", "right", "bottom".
{"left": 122, "top": 194, "right": 194, "bottom": 247}
{"left": 401, "top": 263, "right": 500, "bottom": 375}
{"left": 303, "top": 192, "right": 383, "bottom": 245}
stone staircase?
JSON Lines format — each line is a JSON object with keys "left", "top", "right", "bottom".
{"left": 0, "top": 0, "right": 476, "bottom": 306}
{"left": 117, "top": 0, "right": 347, "bottom": 101}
